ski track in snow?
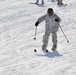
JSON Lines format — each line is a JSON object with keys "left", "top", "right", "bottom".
{"left": 0, "top": 0, "right": 76, "bottom": 75}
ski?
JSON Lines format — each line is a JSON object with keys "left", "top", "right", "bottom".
{"left": 29, "top": 2, "right": 45, "bottom": 6}
{"left": 29, "top": 2, "right": 37, "bottom": 4}
{"left": 34, "top": 49, "right": 49, "bottom": 53}
{"left": 58, "top": 4, "right": 67, "bottom": 7}
{"left": 34, "top": 49, "right": 57, "bottom": 53}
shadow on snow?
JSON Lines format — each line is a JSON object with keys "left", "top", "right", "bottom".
{"left": 50, "top": 0, "right": 56, "bottom": 2}
{"left": 37, "top": 50, "right": 62, "bottom": 58}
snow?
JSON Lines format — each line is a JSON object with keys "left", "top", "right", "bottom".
{"left": 0, "top": 0, "right": 76, "bottom": 75}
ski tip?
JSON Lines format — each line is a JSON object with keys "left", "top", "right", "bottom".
{"left": 42, "top": 50, "right": 49, "bottom": 53}
{"left": 34, "top": 38, "right": 36, "bottom": 40}
{"left": 34, "top": 49, "right": 37, "bottom": 52}
{"left": 46, "top": 50, "right": 48, "bottom": 52}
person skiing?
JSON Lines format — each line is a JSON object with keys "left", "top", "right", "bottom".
{"left": 57, "top": 0, "right": 63, "bottom": 5}
{"left": 35, "top": 0, "right": 44, "bottom": 4}
{"left": 35, "top": 8, "right": 61, "bottom": 51}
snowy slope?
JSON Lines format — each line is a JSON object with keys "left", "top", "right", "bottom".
{"left": 0, "top": 0, "right": 76, "bottom": 75}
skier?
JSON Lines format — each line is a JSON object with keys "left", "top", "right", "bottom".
{"left": 35, "top": 0, "right": 44, "bottom": 4}
{"left": 35, "top": 8, "right": 61, "bottom": 51}
{"left": 57, "top": 0, "right": 63, "bottom": 5}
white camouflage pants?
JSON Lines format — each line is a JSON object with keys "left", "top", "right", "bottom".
{"left": 42, "top": 28, "right": 57, "bottom": 49}
{"left": 36, "top": 0, "right": 44, "bottom": 3}
{"left": 57, "top": 0, "right": 63, "bottom": 5}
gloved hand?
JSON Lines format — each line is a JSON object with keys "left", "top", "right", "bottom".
{"left": 35, "top": 21, "right": 39, "bottom": 26}
{"left": 55, "top": 18, "right": 59, "bottom": 22}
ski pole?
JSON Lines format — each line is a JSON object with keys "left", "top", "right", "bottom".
{"left": 34, "top": 26, "right": 37, "bottom": 52}
{"left": 34, "top": 26, "right": 37, "bottom": 40}
{"left": 58, "top": 23, "right": 69, "bottom": 43}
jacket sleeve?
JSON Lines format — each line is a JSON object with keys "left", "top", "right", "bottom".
{"left": 37, "top": 15, "right": 46, "bottom": 23}
{"left": 54, "top": 14, "right": 61, "bottom": 23}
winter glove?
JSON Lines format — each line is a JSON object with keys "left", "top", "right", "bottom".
{"left": 35, "top": 21, "right": 39, "bottom": 26}
{"left": 55, "top": 18, "right": 59, "bottom": 22}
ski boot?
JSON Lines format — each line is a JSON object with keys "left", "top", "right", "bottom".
{"left": 57, "top": 2, "right": 64, "bottom": 5}
{"left": 35, "top": 1, "right": 38, "bottom": 4}
{"left": 42, "top": 2, "right": 44, "bottom": 4}
{"left": 42, "top": 44, "right": 48, "bottom": 52}
{"left": 52, "top": 44, "right": 57, "bottom": 51}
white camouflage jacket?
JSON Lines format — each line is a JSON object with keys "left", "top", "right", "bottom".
{"left": 37, "top": 13, "right": 61, "bottom": 32}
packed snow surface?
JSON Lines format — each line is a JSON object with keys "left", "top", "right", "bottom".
{"left": 0, "top": 0, "right": 76, "bottom": 75}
